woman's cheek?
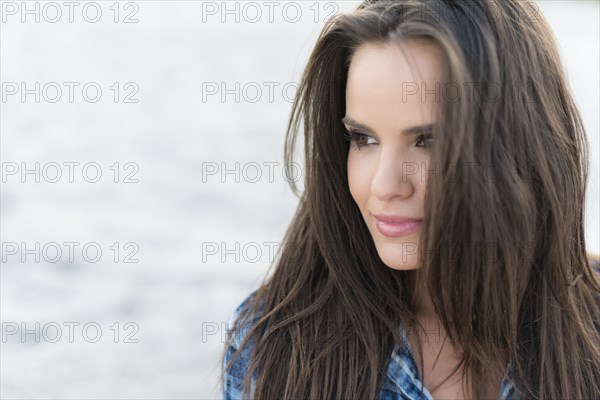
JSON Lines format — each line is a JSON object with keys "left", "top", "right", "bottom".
{"left": 347, "top": 153, "right": 374, "bottom": 206}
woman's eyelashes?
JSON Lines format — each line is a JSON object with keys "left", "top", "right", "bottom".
{"left": 343, "top": 128, "right": 376, "bottom": 150}
{"left": 343, "top": 128, "right": 433, "bottom": 151}
{"left": 415, "top": 133, "right": 434, "bottom": 149}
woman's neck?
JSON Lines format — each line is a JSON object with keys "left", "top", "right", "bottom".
{"left": 412, "top": 277, "right": 437, "bottom": 318}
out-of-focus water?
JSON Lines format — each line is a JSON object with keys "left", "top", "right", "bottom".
{"left": 0, "top": 1, "right": 597, "bottom": 398}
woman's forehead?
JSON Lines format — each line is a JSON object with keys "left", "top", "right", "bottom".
{"left": 345, "top": 41, "right": 441, "bottom": 131}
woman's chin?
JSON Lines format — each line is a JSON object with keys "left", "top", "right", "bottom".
{"left": 376, "top": 246, "right": 421, "bottom": 270}
{"left": 375, "top": 239, "right": 419, "bottom": 270}
{"left": 383, "top": 261, "right": 420, "bottom": 271}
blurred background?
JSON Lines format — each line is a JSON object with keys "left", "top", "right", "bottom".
{"left": 0, "top": 1, "right": 598, "bottom": 398}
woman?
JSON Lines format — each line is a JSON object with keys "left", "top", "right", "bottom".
{"left": 220, "top": 0, "right": 600, "bottom": 399}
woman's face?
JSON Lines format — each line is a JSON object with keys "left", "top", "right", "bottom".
{"left": 344, "top": 40, "right": 442, "bottom": 270}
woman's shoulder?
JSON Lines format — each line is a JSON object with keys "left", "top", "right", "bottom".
{"left": 222, "top": 289, "right": 264, "bottom": 399}
{"left": 225, "top": 289, "right": 263, "bottom": 349}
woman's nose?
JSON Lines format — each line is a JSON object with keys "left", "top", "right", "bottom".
{"left": 370, "top": 147, "right": 416, "bottom": 201}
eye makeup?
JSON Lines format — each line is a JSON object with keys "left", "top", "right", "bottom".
{"left": 343, "top": 127, "right": 433, "bottom": 151}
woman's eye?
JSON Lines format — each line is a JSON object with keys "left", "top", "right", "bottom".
{"left": 415, "top": 134, "right": 434, "bottom": 149}
{"left": 343, "top": 129, "right": 377, "bottom": 150}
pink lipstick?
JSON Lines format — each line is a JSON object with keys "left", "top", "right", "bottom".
{"left": 373, "top": 214, "right": 423, "bottom": 238}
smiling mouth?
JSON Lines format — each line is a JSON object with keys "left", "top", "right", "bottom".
{"left": 373, "top": 217, "right": 423, "bottom": 238}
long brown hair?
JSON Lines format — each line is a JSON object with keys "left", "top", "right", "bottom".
{"left": 221, "top": 1, "right": 600, "bottom": 399}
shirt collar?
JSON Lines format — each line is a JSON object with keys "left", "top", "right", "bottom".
{"left": 385, "top": 322, "right": 519, "bottom": 400}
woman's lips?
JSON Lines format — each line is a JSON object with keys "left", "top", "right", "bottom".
{"left": 373, "top": 215, "right": 423, "bottom": 238}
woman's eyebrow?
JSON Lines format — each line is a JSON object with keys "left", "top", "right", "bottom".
{"left": 340, "top": 116, "right": 433, "bottom": 136}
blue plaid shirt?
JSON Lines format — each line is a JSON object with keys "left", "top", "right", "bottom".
{"left": 222, "top": 260, "right": 600, "bottom": 399}
{"left": 221, "top": 291, "right": 522, "bottom": 400}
